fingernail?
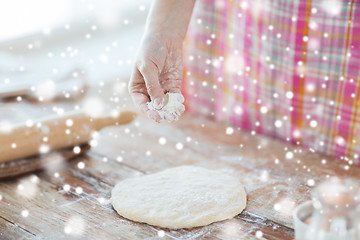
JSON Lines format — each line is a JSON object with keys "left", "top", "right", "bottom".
{"left": 178, "top": 104, "right": 185, "bottom": 114}
{"left": 154, "top": 97, "right": 164, "bottom": 109}
{"left": 147, "top": 109, "right": 163, "bottom": 123}
{"left": 164, "top": 112, "right": 175, "bottom": 122}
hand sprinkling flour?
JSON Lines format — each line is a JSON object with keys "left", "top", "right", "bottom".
{"left": 147, "top": 92, "right": 185, "bottom": 122}
{"left": 128, "top": 0, "right": 194, "bottom": 123}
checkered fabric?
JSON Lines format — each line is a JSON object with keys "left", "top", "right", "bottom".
{"left": 183, "top": 0, "right": 360, "bottom": 165}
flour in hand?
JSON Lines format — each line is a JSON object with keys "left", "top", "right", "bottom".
{"left": 147, "top": 93, "right": 185, "bottom": 122}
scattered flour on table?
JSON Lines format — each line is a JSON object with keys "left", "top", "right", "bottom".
{"left": 111, "top": 166, "right": 247, "bottom": 229}
{"left": 147, "top": 93, "right": 185, "bottom": 122}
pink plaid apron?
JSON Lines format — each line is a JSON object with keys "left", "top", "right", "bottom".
{"left": 183, "top": 0, "right": 360, "bottom": 165}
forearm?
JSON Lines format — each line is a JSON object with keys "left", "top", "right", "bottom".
{"left": 145, "top": 0, "right": 196, "bottom": 39}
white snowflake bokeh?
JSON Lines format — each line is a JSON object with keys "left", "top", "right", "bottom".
{"left": 0, "top": 1, "right": 358, "bottom": 239}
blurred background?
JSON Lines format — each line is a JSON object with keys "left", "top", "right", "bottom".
{"left": 0, "top": 0, "right": 150, "bottom": 95}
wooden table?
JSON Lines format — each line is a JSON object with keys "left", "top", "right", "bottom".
{"left": 1, "top": 83, "right": 360, "bottom": 240}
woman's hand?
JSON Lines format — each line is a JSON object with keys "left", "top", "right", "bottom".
{"left": 128, "top": 0, "right": 195, "bottom": 122}
{"left": 128, "top": 33, "right": 184, "bottom": 122}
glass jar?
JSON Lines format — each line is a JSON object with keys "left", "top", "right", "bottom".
{"left": 305, "top": 177, "right": 360, "bottom": 240}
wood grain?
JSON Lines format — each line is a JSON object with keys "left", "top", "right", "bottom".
{"left": 0, "top": 160, "right": 165, "bottom": 240}
{"left": 0, "top": 144, "right": 90, "bottom": 179}
{"left": 92, "top": 114, "right": 360, "bottom": 230}
{"left": 1, "top": 83, "right": 360, "bottom": 239}
{"left": 0, "top": 216, "right": 35, "bottom": 240}
{"left": 0, "top": 152, "right": 293, "bottom": 240}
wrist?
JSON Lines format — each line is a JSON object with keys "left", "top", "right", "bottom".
{"left": 144, "top": 23, "right": 187, "bottom": 41}
{"left": 143, "top": 29, "right": 184, "bottom": 46}
{"left": 144, "top": 0, "right": 195, "bottom": 41}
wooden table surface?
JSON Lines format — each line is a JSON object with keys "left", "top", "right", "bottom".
{"left": 1, "top": 83, "right": 360, "bottom": 240}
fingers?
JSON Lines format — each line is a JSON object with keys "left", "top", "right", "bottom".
{"left": 177, "top": 103, "right": 186, "bottom": 115}
{"left": 131, "top": 92, "right": 162, "bottom": 123}
{"left": 138, "top": 61, "right": 165, "bottom": 107}
{"left": 128, "top": 69, "right": 162, "bottom": 122}
{"left": 129, "top": 60, "right": 186, "bottom": 122}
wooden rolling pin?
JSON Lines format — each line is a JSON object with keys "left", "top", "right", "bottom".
{"left": 0, "top": 111, "right": 136, "bottom": 164}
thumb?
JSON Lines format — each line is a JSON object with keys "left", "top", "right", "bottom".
{"left": 138, "top": 61, "right": 165, "bottom": 107}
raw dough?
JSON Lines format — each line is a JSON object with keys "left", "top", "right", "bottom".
{"left": 111, "top": 166, "right": 247, "bottom": 229}
{"left": 147, "top": 93, "right": 185, "bottom": 122}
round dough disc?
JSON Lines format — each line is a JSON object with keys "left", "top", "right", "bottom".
{"left": 111, "top": 166, "right": 247, "bottom": 229}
